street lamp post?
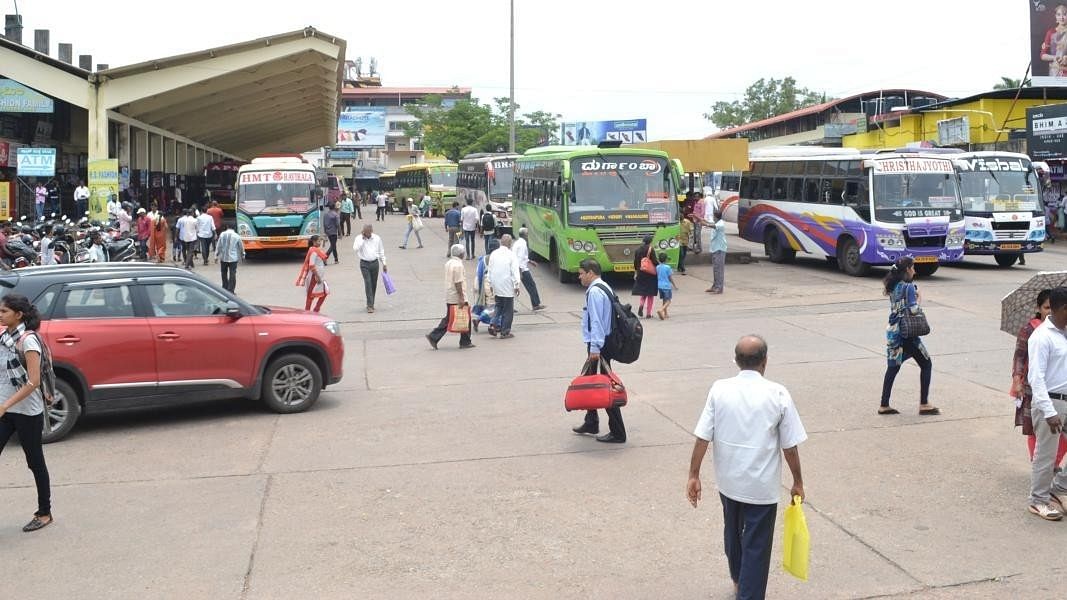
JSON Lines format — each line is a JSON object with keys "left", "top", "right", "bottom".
{"left": 508, "top": 0, "right": 516, "bottom": 153}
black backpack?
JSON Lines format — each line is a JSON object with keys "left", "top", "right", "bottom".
{"left": 591, "top": 283, "right": 643, "bottom": 363}
{"left": 481, "top": 211, "right": 496, "bottom": 232}
{"left": 16, "top": 332, "right": 57, "bottom": 405}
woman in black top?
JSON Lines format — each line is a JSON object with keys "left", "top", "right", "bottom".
{"left": 632, "top": 235, "right": 659, "bottom": 319}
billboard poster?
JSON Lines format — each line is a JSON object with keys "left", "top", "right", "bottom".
{"left": 15, "top": 147, "right": 55, "bottom": 177}
{"left": 561, "top": 119, "right": 648, "bottom": 146}
{"left": 1031, "top": 2, "right": 1067, "bottom": 86}
{"left": 337, "top": 108, "right": 386, "bottom": 148}
{"left": 0, "top": 182, "right": 9, "bottom": 220}
{"left": 88, "top": 159, "right": 119, "bottom": 223}
{"left": 1027, "top": 103, "right": 1067, "bottom": 159}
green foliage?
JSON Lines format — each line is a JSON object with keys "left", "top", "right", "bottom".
{"left": 404, "top": 94, "right": 560, "bottom": 162}
{"left": 704, "top": 77, "right": 828, "bottom": 130}
{"left": 993, "top": 76, "right": 1030, "bottom": 90}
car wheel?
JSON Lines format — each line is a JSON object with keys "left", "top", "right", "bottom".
{"left": 261, "top": 354, "right": 323, "bottom": 413}
{"left": 42, "top": 379, "right": 82, "bottom": 444}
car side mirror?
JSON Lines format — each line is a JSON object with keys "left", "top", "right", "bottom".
{"left": 225, "top": 300, "right": 242, "bottom": 320}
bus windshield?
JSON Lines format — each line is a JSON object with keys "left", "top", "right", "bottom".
{"left": 872, "top": 172, "right": 962, "bottom": 222}
{"left": 958, "top": 170, "right": 1041, "bottom": 213}
{"left": 238, "top": 182, "right": 315, "bottom": 215}
{"left": 429, "top": 167, "right": 457, "bottom": 188}
{"left": 570, "top": 156, "right": 677, "bottom": 225}
{"left": 489, "top": 159, "right": 515, "bottom": 197}
{"left": 206, "top": 170, "right": 236, "bottom": 188}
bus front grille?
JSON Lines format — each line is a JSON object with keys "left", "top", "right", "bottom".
{"left": 991, "top": 221, "right": 1030, "bottom": 231}
{"left": 603, "top": 243, "right": 643, "bottom": 264}
{"left": 903, "top": 234, "right": 946, "bottom": 249}
{"left": 597, "top": 230, "right": 655, "bottom": 241}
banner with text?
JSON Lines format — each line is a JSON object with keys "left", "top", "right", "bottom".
{"left": 0, "top": 79, "right": 54, "bottom": 113}
{"left": 337, "top": 108, "right": 386, "bottom": 148}
{"left": 16, "top": 147, "right": 56, "bottom": 177}
{"left": 88, "top": 159, "right": 119, "bottom": 223}
{"left": 561, "top": 119, "right": 648, "bottom": 146}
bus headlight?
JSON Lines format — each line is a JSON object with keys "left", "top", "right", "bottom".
{"left": 877, "top": 233, "right": 905, "bottom": 248}
{"left": 304, "top": 220, "right": 319, "bottom": 234}
{"left": 945, "top": 231, "right": 965, "bottom": 247}
{"left": 571, "top": 240, "right": 584, "bottom": 251}
{"left": 582, "top": 241, "right": 596, "bottom": 252}
{"left": 237, "top": 223, "right": 253, "bottom": 237}
{"left": 668, "top": 239, "right": 679, "bottom": 248}
{"left": 658, "top": 240, "right": 669, "bottom": 250}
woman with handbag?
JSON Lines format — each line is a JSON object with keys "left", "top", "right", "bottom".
{"left": 0, "top": 294, "right": 53, "bottom": 532}
{"left": 632, "top": 235, "right": 659, "bottom": 319}
{"left": 398, "top": 198, "right": 424, "bottom": 249}
{"left": 879, "top": 257, "right": 938, "bottom": 415}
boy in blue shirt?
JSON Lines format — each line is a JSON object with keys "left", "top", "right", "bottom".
{"left": 655, "top": 252, "right": 677, "bottom": 320}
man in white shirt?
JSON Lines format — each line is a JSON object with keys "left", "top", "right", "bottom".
{"left": 460, "top": 198, "right": 480, "bottom": 260}
{"left": 39, "top": 224, "right": 55, "bottom": 266}
{"left": 376, "top": 192, "right": 389, "bottom": 222}
{"left": 177, "top": 210, "right": 199, "bottom": 270}
{"left": 486, "top": 234, "right": 521, "bottom": 339}
{"left": 425, "top": 244, "right": 475, "bottom": 350}
{"left": 106, "top": 195, "right": 122, "bottom": 221}
{"left": 87, "top": 231, "right": 108, "bottom": 263}
{"left": 687, "top": 335, "right": 806, "bottom": 599}
{"left": 1027, "top": 287, "right": 1067, "bottom": 520}
{"left": 195, "top": 210, "right": 216, "bottom": 266}
{"left": 353, "top": 224, "right": 388, "bottom": 313}
{"left": 513, "top": 228, "right": 545, "bottom": 311}
{"left": 74, "top": 180, "right": 90, "bottom": 217}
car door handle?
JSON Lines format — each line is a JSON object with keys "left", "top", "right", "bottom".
{"left": 157, "top": 332, "right": 180, "bottom": 341}
{"left": 56, "top": 336, "right": 81, "bottom": 344}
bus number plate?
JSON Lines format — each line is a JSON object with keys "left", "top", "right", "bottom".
{"left": 614, "top": 263, "right": 634, "bottom": 272}
{"left": 913, "top": 256, "right": 938, "bottom": 264}
{"left": 268, "top": 236, "right": 289, "bottom": 242}
{"left": 1000, "top": 244, "right": 1021, "bottom": 250}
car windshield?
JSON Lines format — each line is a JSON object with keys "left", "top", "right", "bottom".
{"left": 570, "top": 156, "right": 677, "bottom": 225}
{"left": 872, "top": 172, "right": 962, "bottom": 222}
{"left": 238, "top": 183, "right": 315, "bottom": 215}
{"left": 429, "top": 167, "right": 457, "bottom": 188}
{"left": 958, "top": 170, "right": 1042, "bottom": 213}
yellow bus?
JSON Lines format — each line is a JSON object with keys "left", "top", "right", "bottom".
{"left": 394, "top": 162, "right": 457, "bottom": 216}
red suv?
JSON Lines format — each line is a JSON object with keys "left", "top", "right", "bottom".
{"left": 0, "top": 263, "right": 344, "bottom": 442}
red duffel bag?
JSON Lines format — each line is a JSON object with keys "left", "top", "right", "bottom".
{"left": 565, "top": 358, "right": 627, "bottom": 411}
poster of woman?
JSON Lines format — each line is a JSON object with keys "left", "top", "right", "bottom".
{"left": 1033, "top": 2, "right": 1067, "bottom": 84}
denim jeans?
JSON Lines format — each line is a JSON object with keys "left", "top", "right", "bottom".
{"left": 220, "top": 261, "right": 238, "bottom": 292}
{"left": 463, "top": 230, "right": 476, "bottom": 259}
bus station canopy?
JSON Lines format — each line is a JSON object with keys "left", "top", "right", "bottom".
{"left": 633, "top": 138, "right": 749, "bottom": 173}
{"left": 95, "top": 27, "right": 346, "bottom": 158}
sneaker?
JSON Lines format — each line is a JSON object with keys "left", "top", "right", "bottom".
{"left": 499, "top": 332, "right": 515, "bottom": 339}
{"left": 1029, "top": 502, "right": 1063, "bottom": 521}
{"left": 533, "top": 304, "right": 547, "bottom": 311}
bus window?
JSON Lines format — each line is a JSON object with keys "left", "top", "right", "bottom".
{"left": 741, "top": 177, "right": 758, "bottom": 198}
{"left": 828, "top": 178, "right": 845, "bottom": 205}
{"left": 758, "top": 178, "right": 772, "bottom": 199}
{"left": 772, "top": 178, "right": 788, "bottom": 200}
{"left": 788, "top": 178, "right": 803, "bottom": 202}
{"left": 804, "top": 178, "right": 820, "bottom": 203}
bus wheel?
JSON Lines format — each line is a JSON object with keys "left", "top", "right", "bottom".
{"left": 836, "top": 238, "right": 870, "bottom": 277}
{"left": 994, "top": 254, "right": 1019, "bottom": 268}
{"left": 764, "top": 228, "right": 795, "bottom": 263}
{"left": 913, "top": 263, "right": 940, "bottom": 277}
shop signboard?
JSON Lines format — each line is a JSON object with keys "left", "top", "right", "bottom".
{"left": 0, "top": 79, "right": 54, "bottom": 113}
{"left": 1027, "top": 103, "right": 1067, "bottom": 159}
{"left": 15, "top": 147, "right": 56, "bottom": 177}
{"left": 561, "top": 119, "right": 648, "bottom": 146}
{"left": 88, "top": 159, "right": 119, "bottom": 223}
{"left": 1031, "top": 3, "right": 1067, "bottom": 87}
{"left": 0, "top": 182, "right": 10, "bottom": 220}
{"left": 337, "top": 108, "right": 386, "bottom": 148}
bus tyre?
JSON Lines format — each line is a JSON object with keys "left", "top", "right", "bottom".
{"left": 994, "top": 254, "right": 1019, "bottom": 268}
{"left": 836, "top": 238, "right": 870, "bottom": 277}
{"left": 764, "top": 228, "right": 795, "bottom": 263}
{"left": 913, "top": 263, "right": 940, "bottom": 277}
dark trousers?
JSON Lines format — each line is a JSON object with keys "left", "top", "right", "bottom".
{"left": 582, "top": 352, "right": 626, "bottom": 439}
{"left": 464, "top": 229, "right": 476, "bottom": 259}
{"left": 447, "top": 228, "right": 460, "bottom": 256}
{"left": 520, "top": 269, "right": 541, "bottom": 307}
{"left": 182, "top": 240, "right": 197, "bottom": 268}
{"left": 484, "top": 234, "right": 496, "bottom": 254}
{"left": 428, "top": 303, "right": 472, "bottom": 346}
{"left": 881, "top": 337, "right": 933, "bottom": 407}
{"left": 720, "top": 494, "right": 777, "bottom": 600}
{"left": 493, "top": 295, "right": 515, "bottom": 334}
{"left": 199, "top": 237, "right": 213, "bottom": 265}
{"left": 138, "top": 239, "right": 148, "bottom": 260}
{"left": 0, "top": 412, "right": 51, "bottom": 516}
{"left": 678, "top": 244, "right": 688, "bottom": 272}
{"left": 340, "top": 213, "right": 352, "bottom": 236}
{"left": 360, "top": 259, "right": 380, "bottom": 308}
{"left": 376, "top": 206, "right": 385, "bottom": 221}
{"left": 326, "top": 234, "right": 339, "bottom": 262}
{"left": 220, "top": 261, "right": 238, "bottom": 292}
{"left": 75, "top": 199, "right": 87, "bottom": 217}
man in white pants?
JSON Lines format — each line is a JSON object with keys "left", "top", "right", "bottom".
{"left": 1028, "top": 287, "right": 1067, "bottom": 520}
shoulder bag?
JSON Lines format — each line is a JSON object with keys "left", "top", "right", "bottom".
{"left": 639, "top": 246, "right": 656, "bottom": 275}
{"left": 898, "top": 295, "right": 930, "bottom": 338}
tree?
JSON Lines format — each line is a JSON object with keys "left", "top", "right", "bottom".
{"left": 404, "top": 95, "right": 560, "bottom": 162}
{"left": 704, "top": 77, "right": 827, "bottom": 130}
{"left": 993, "top": 76, "right": 1030, "bottom": 90}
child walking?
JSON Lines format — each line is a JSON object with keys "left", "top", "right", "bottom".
{"left": 655, "top": 252, "right": 677, "bottom": 320}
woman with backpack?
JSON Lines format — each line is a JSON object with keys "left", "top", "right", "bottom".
{"left": 632, "top": 234, "right": 659, "bottom": 319}
{"left": 480, "top": 208, "right": 497, "bottom": 255}
{"left": 0, "top": 294, "right": 53, "bottom": 532}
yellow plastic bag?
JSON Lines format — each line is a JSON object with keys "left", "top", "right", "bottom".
{"left": 782, "top": 495, "right": 810, "bottom": 581}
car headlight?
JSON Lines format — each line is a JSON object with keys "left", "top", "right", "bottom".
{"left": 582, "top": 241, "right": 595, "bottom": 252}
{"left": 237, "top": 223, "right": 253, "bottom": 236}
{"left": 323, "top": 321, "right": 341, "bottom": 336}
{"left": 658, "top": 240, "right": 669, "bottom": 249}
{"left": 571, "top": 240, "right": 583, "bottom": 251}
{"left": 668, "top": 238, "right": 679, "bottom": 248}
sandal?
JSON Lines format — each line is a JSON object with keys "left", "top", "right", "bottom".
{"left": 22, "top": 515, "right": 52, "bottom": 532}
{"left": 878, "top": 407, "right": 900, "bottom": 415}
{"left": 919, "top": 406, "right": 941, "bottom": 415}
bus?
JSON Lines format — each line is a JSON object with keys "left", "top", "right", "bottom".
{"left": 458, "top": 153, "right": 520, "bottom": 233}
{"left": 953, "top": 151, "right": 1045, "bottom": 267}
{"left": 511, "top": 143, "right": 682, "bottom": 282}
{"left": 394, "top": 162, "right": 457, "bottom": 216}
{"left": 203, "top": 159, "right": 247, "bottom": 220}
{"left": 235, "top": 155, "right": 323, "bottom": 251}
{"left": 737, "top": 147, "right": 966, "bottom": 277}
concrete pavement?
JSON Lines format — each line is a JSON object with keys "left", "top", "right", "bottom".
{"left": 0, "top": 211, "right": 1061, "bottom": 598}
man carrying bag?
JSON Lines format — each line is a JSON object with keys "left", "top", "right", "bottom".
{"left": 571, "top": 259, "right": 626, "bottom": 443}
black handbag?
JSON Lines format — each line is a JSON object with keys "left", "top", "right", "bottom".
{"left": 899, "top": 308, "right": 930, "bottom": 338}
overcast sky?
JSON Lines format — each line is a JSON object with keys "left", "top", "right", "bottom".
{"left": 10, "top": 0, "right": 1033, "bottom": 141}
